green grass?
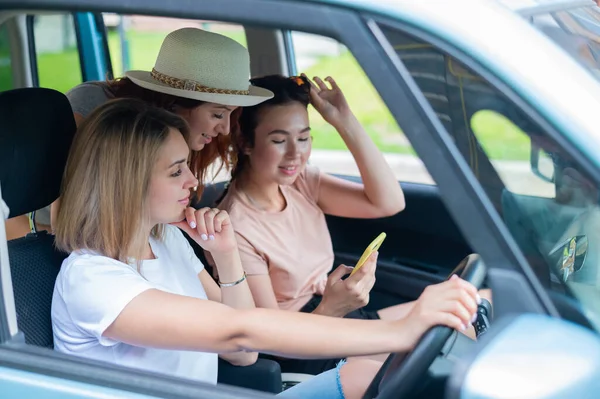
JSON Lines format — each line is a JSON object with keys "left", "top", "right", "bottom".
{"left": 471, "top": 110, "right": 531, "bottom": 161}
{"left": 0, "top": 26, "right": 12, "bottom": 91}
{"left": 35, "top": 29, "right": 530, "bottom": 161}
{"left": 38, "top": 50, "right": 82, "bottom": 94}
{"left": 302, "top": 51, "right": 413, "bottom": 154}
{"left": 0, "top": 62, "right": 12, "bottom": 92}
{"left": 108, "top": 29, "right": 247, "bottom": 77}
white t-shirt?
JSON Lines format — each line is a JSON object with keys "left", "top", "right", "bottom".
{"left": 51, "top": 225, "right": 218, "bottom": 384}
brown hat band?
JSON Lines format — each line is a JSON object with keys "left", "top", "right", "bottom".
{"left": 150, "top": 68, "right": 250, "bottom": 95}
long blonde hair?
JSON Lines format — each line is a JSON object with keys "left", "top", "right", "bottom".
{"left": 55, "top": 98, "right": 190, "bottom": 263}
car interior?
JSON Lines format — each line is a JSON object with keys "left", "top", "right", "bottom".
{"left": 1, "top": 2, "right": 600, "bottom": 398}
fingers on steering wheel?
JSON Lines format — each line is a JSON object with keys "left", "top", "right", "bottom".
{"left": 451, "top": 279, "right": 478, "bottom": 316}
{"left": 455, "top": 276, "right": 479, "bottom": 298}
{"left": 437, "top": 312, "right": 467, "bottom": 332}
{"left": 447, "top": 291, "right": 477, "bottom": 329}
{"left": 450, "top": 275, "right": 480, "bottom": 308}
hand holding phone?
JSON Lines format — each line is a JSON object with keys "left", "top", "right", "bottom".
{"left": 350, "top": 232, "right": 386, "bottom": 277}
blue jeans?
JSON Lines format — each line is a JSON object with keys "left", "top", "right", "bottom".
{"left": 276, "top": 360, "right": 345, "bottom": 399}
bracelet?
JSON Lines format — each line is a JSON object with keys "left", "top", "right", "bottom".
{"left": 218, "top": 272, "right": 247, "bottom": 287}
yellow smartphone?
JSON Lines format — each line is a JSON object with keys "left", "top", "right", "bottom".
{"left": 350, "top": 232, "right": 386, "bottom": 276}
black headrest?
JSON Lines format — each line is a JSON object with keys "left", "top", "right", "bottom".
{"left": 0, "top": 88, "right": 76, "bottom": 218}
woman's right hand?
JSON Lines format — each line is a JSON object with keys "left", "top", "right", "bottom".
{"left": 171, "top": 207, "right": 238, "bottom": 254}
{"left": 401, "top": 275, "right": 479, "bottom": 347}
{"left": 317, "top": 252, "right": 378, "bottom": 317}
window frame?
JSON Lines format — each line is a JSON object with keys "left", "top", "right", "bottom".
{"left": 282, "top": 29, "right": 296, "bottom": 76}
{"left": 24, "top": 15, "right": 38, "bottom": 87}
{"left": 27, "top": 12, "right": 85, "bottom": 89}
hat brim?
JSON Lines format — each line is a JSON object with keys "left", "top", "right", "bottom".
{"left": 125, "top": 70, "right": 273, "bottom": 107}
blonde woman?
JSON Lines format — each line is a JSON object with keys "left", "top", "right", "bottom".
{"left": 52, "top": 98, "right": 479, "bottom": 399}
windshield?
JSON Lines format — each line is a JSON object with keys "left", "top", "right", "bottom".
{"left": 531, "top": 4, "right": 600, "bottom": 80}
{"left": 378, "top": 18, "right": 600, "bottom": 330}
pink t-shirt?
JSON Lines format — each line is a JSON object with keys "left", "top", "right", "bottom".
{"left": 216, "top": 166, "right": 334, "bottom": 311}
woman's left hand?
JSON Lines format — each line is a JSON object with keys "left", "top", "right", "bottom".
{"left": 305, "top": 74, "right": 354, "bottom": 129}
{"left": 170, "top": 207, "right": 238, "bottom": 254}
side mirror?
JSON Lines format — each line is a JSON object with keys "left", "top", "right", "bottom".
{"left": 530, "top": 142, "right": 555, "bottom": 183}
{"left": 548, "top": 235, "right": 589, "bottom": 283}
{"left": 447, "top": 314, "right": 600, "bottom": 399}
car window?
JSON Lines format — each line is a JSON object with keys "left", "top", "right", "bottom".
{"left": 104, "top": 14, "right": 246, "bottom": 78}
{"left": 0, "top": 24, "right": 12, "bottom": 91}
{"left": 377, "top": 22, "right": 600, "bottom": 329}
{"left": 30, "top": 14, "right": 83, "bottom": 93}
{"left": 290, "top": 31, "right": 434, "bottom": 185}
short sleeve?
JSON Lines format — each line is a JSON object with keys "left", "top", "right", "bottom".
{"left": 292, "top": 165, "right": 322, "bottom": 204}
{"left": 58, "top": 256, "right": 154, "bottom": 346}
{"left": 65, "top": 82, "right": 110, "bottom": 117}
{"left": 236, "top": 233, "right": 269, "bottom": 276}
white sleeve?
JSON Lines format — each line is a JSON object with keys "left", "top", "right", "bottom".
{"left": 59, "top": 256, "right": 154, "bottom": 346}
{"left": 166, "top": 225, "right": 205, "bottom": 275}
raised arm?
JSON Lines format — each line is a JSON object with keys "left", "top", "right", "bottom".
{"left": 306, "top": 75, "right": 405, "bottom": 219}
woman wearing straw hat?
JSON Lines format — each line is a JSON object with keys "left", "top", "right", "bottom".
{"left": 45, "top": 27, "right": 272, "bottom": 229}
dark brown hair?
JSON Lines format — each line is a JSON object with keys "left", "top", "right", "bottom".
{"left": 229, "top": 74, "right": 310, "bottom": 182}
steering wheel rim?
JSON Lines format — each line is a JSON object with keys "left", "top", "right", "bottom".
{"left": 363, "top": 254, "right": 487, "bottom": 399}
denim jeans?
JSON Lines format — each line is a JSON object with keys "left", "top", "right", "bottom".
{"left": 276, "top": 360, "right": 346, "bottom": 399}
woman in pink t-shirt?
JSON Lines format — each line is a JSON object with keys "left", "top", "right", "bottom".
{"left": 214, "top": 74, "right": 486, "bottom": 375}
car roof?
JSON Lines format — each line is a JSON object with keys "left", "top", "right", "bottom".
{"left": 279, "top": 0, "right": 593, "bottom": 14}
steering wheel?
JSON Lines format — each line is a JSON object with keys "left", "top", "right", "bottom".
{"left": 362, "top": 254, "right": 487, "bottom": 399}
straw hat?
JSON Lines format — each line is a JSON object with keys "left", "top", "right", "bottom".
{"left": 125, "top": 28, "right": 273, "bottom": 106}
